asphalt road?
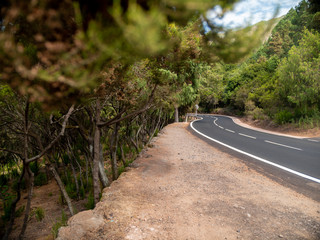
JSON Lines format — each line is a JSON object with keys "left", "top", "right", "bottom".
{"left": 191, "top": 115, "right": 320, "bottom": 184}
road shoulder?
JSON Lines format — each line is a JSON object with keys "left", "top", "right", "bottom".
{"left": 58, "top": 123, "right": 320, "bottom": 240}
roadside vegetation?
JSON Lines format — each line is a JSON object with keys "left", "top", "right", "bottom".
{"left": 0, "top": 0, "right": 319, "bottom": 239}
{"left": 199, "top": 1, "right": 320, "bottom": 129}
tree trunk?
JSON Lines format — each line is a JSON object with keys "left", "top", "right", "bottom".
{"left": 73, "top": 156, "right": 84, "bottom": 192}
{"left": 147, "top": 109, "right": 162, "bottom": 146}
{"left": 18, "top": 165, "right": 34, "bottom": 239}
{"left": 174, "top": 106, "right": 179, "bottom": 122}
{"left": 98, "top": 160, "right": 109, "bottom": 188}
{"left": 93, "top": 98, "right": 102, "bottom": 205}
{"left": 2, "top": 167, "right": 25, "bottom": 240}
{"left": 129, "top": 137, "right": 139, "bottom": 154}
{"left": 49, "top": 165, "right": 74, "bottom": 216}
{"left": 18, "top": 99, "right": 32, "bottom": 240}
{"left": 93, "top": 125, "right": 101, "bottom": 204}
{"left": 120, "top": 144, "right": 126, "bottom": 167}
{"left": 69, "top": 157, "right": 80, "bottom": 200}
{"left": 110, "top": 123, "right": 119, "bottom": 180}
{"left": 85, "top": 153, "right": 89, "bottom": 187}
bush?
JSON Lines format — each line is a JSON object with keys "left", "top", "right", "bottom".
{"left": 1, "top": 197, "right": 12, "bottom": 223}
{"left": 10, "top": 168, "right": 19, "bottom": 178}
{"left": 248, "top": 107, "right": 266, "bottom": 120}
{"left": 34, "top": 207, "right": 45, "bottom": 222}
{"left": 30, "top": 161, "right": 40, "bottom": 175}
{"left": 65, "top": 182, "right": 77, "bottom": 200}
{"left": 118, "top": 165, "right": 125, "bottom": 176}
{"left": 15, "top": 205, "right": 25, "bottom": 218}
{"left": 85, "top": 193, "right": 94, "bottom": 210}
{"left": 51, "top": 210, "right": 68, "bottom": 238}
{"left": 0, "top": 174, "right": 8, "bottom": 186}
{"left": 34, "top": 172, "right": 47, "bottom": 186}
{"left": 274, "top": 110, "right": 294, "bottom": 125}
{"left": 12, "top": 178, "right": 26, "bottom": 191}
{"left": 79, "top": 186, "right": 85, "bottom": 199}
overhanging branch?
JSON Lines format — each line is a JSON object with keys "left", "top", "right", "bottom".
{"left": 98, "top": 84, "right": 158, "bottom": 128}
{"left": 26, "top": 104, "right": 75, "bottom": 164}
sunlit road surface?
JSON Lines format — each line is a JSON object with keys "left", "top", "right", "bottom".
{"left": 191, "top": 115, "right": 320, "bottom": 184}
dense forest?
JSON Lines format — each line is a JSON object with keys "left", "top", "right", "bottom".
{"left": 0, "top": 0, "right": 319, "bottom": 239}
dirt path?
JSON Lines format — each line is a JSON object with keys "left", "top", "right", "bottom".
{"left": 57, "top": 123, "right": 320, "bottom": 240}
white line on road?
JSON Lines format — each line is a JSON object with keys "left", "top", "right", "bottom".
{"left": 264, "top": 140, "right": 302, "bottom": 151}
{"left": 225, "top": 129, "right": 235, "bottom": 133}
{"left": 239, "top": 133, "right": 256, "bottom": 139}
{"left": 219, "top": 126, "right": 224, "bottom": 129}
{"left": 307, "top": 139, "right": 319, "bottom": 143}
{"left": 190, "top": 119, "right": 320, "bottom": 184}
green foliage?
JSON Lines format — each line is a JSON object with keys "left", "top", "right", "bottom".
{"left": 1, "top": 185, "right": 14, "bottom": 223}
{"left": 274, "top": 110, "right": 294, "bottom": 125}
{"left": 33, "top": 207, "right": 45, "bottom": 222}
{"left": 34, "top": 172, "right": 47, "bottom": 187}
{"left": 79, "top": 186, "right": 85, "bottom": 200}
{"left": 199, "top": 2, "right": 320, "bottom": 128}
{"left": 12, "top": 178, "right": 26, "bottom": 191}
{"left": 0, "top": 174, "right": 8, "bottom": 186}
{"left": 118, "top": 165, "right": 125, "bottom": 176}
{"left": 15, "top": 205, "right": 25, "bottom": 218}
{"left": 85, "top": 193, "right": 95, "bottom": 210}
{"left": 51, "top": 210, "right": 68, "bottom": 238}
{"left": 30, "top": 162, "right": 39, "bottom": 175}
{"left": 65, "top": 182, "right": 78, "bottom": 200}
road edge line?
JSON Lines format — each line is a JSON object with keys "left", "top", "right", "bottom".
{"left": 190, "top": 119, "right": 320, "bottom": 184}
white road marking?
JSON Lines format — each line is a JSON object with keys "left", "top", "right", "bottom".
{"left": 190, "top": 118, "right": 320, "bottom": 184}
{"left": 308, "top": 139, "right": 319, "bottom": 143}
{"left": 239, "top": 133, "right": 256, "bottom": 139}
{"left": 225, "top": 129, "right": 235, "bottom": 133}
{"left": 264, "top": 140, "right": 302, "bottom": 151}
{"left": 213, "top": 118, "right": 224, "bottom": 129}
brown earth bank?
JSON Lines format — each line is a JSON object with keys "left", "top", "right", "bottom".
{"left": 57, "top": 123, "right": 320, "bottom": 240}
{"left": 233, "top": 116, "right": 320, "bottom": 138}
{"left": 6, "top": 180, "right": 87, "bottom": 240}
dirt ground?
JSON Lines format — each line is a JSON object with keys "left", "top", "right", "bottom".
{"left": 8, "top": 178, "right": 87, "bottom": 240}
{"left": 57, "top": 122, "right": 320, "bottom": 240}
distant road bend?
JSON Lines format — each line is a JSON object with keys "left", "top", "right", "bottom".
{"left": 191, "top": 115, "right": 320, "bottom": 184}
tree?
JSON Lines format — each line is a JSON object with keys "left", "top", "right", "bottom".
{"left": 277, "top": 29, "right": 320, "bottom": 115}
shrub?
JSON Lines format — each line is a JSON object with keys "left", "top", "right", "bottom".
{"left": 1, "top": 197, "right": 12, "bottom": 223}
{"left": 65, "top": 183, "right": 77, "bottom": 200}
{"left": 34, "top": 207, "right": 45, "bottom": 222}
{"left": 34, "top": 172, "right": 47, "bottom": 186}
{"left": 51, "top": 210, "right": 68, "bottom": 238}
{"left": 85, "top": 193, "right": 94, "bottom": 210}
{"left": 30, "top": 161, "right": 40, "bottom": 175}
{"left": 12, "top": 178, "right": 26, "bottom": 191}
{"left": 0, "top": 174, "right": 8, "bottom": 186}
{"left": 250, "top": 107, "right": 266, "bottom": 120}
{"left": 79, "top": 186, "right": 85, "bottom": 199}
{"left": 15, "top": 205, "right": 25, "bottom": 218}
{"left": 274, "top": 110, "right": 294, "bottom": 125}
{"left": 118, "top": 165, "right": 125, "bottom": 176}
{"left": 10, "top": 168, "right": 19, "bottom": 178}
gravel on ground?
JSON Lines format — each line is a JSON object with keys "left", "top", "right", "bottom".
{"left": 57, "top": 123, "right": 320, "bottom": 240}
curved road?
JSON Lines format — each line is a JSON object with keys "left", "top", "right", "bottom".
{"left": 191, "top": 115, "right": 320, "bottom": 184}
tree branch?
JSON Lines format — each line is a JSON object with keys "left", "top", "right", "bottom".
{"left": 26, "top": 104, "right": 75, "bottom": 164}
{"left": 98, "top": 84, "right": 158, "bottom": 127}
{"left": 0, "top": 148, "right": 23, "bottom": 159}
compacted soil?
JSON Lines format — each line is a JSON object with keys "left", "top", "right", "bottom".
{"left": 57, "top": 123, "right": 320, "bottom": 240}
